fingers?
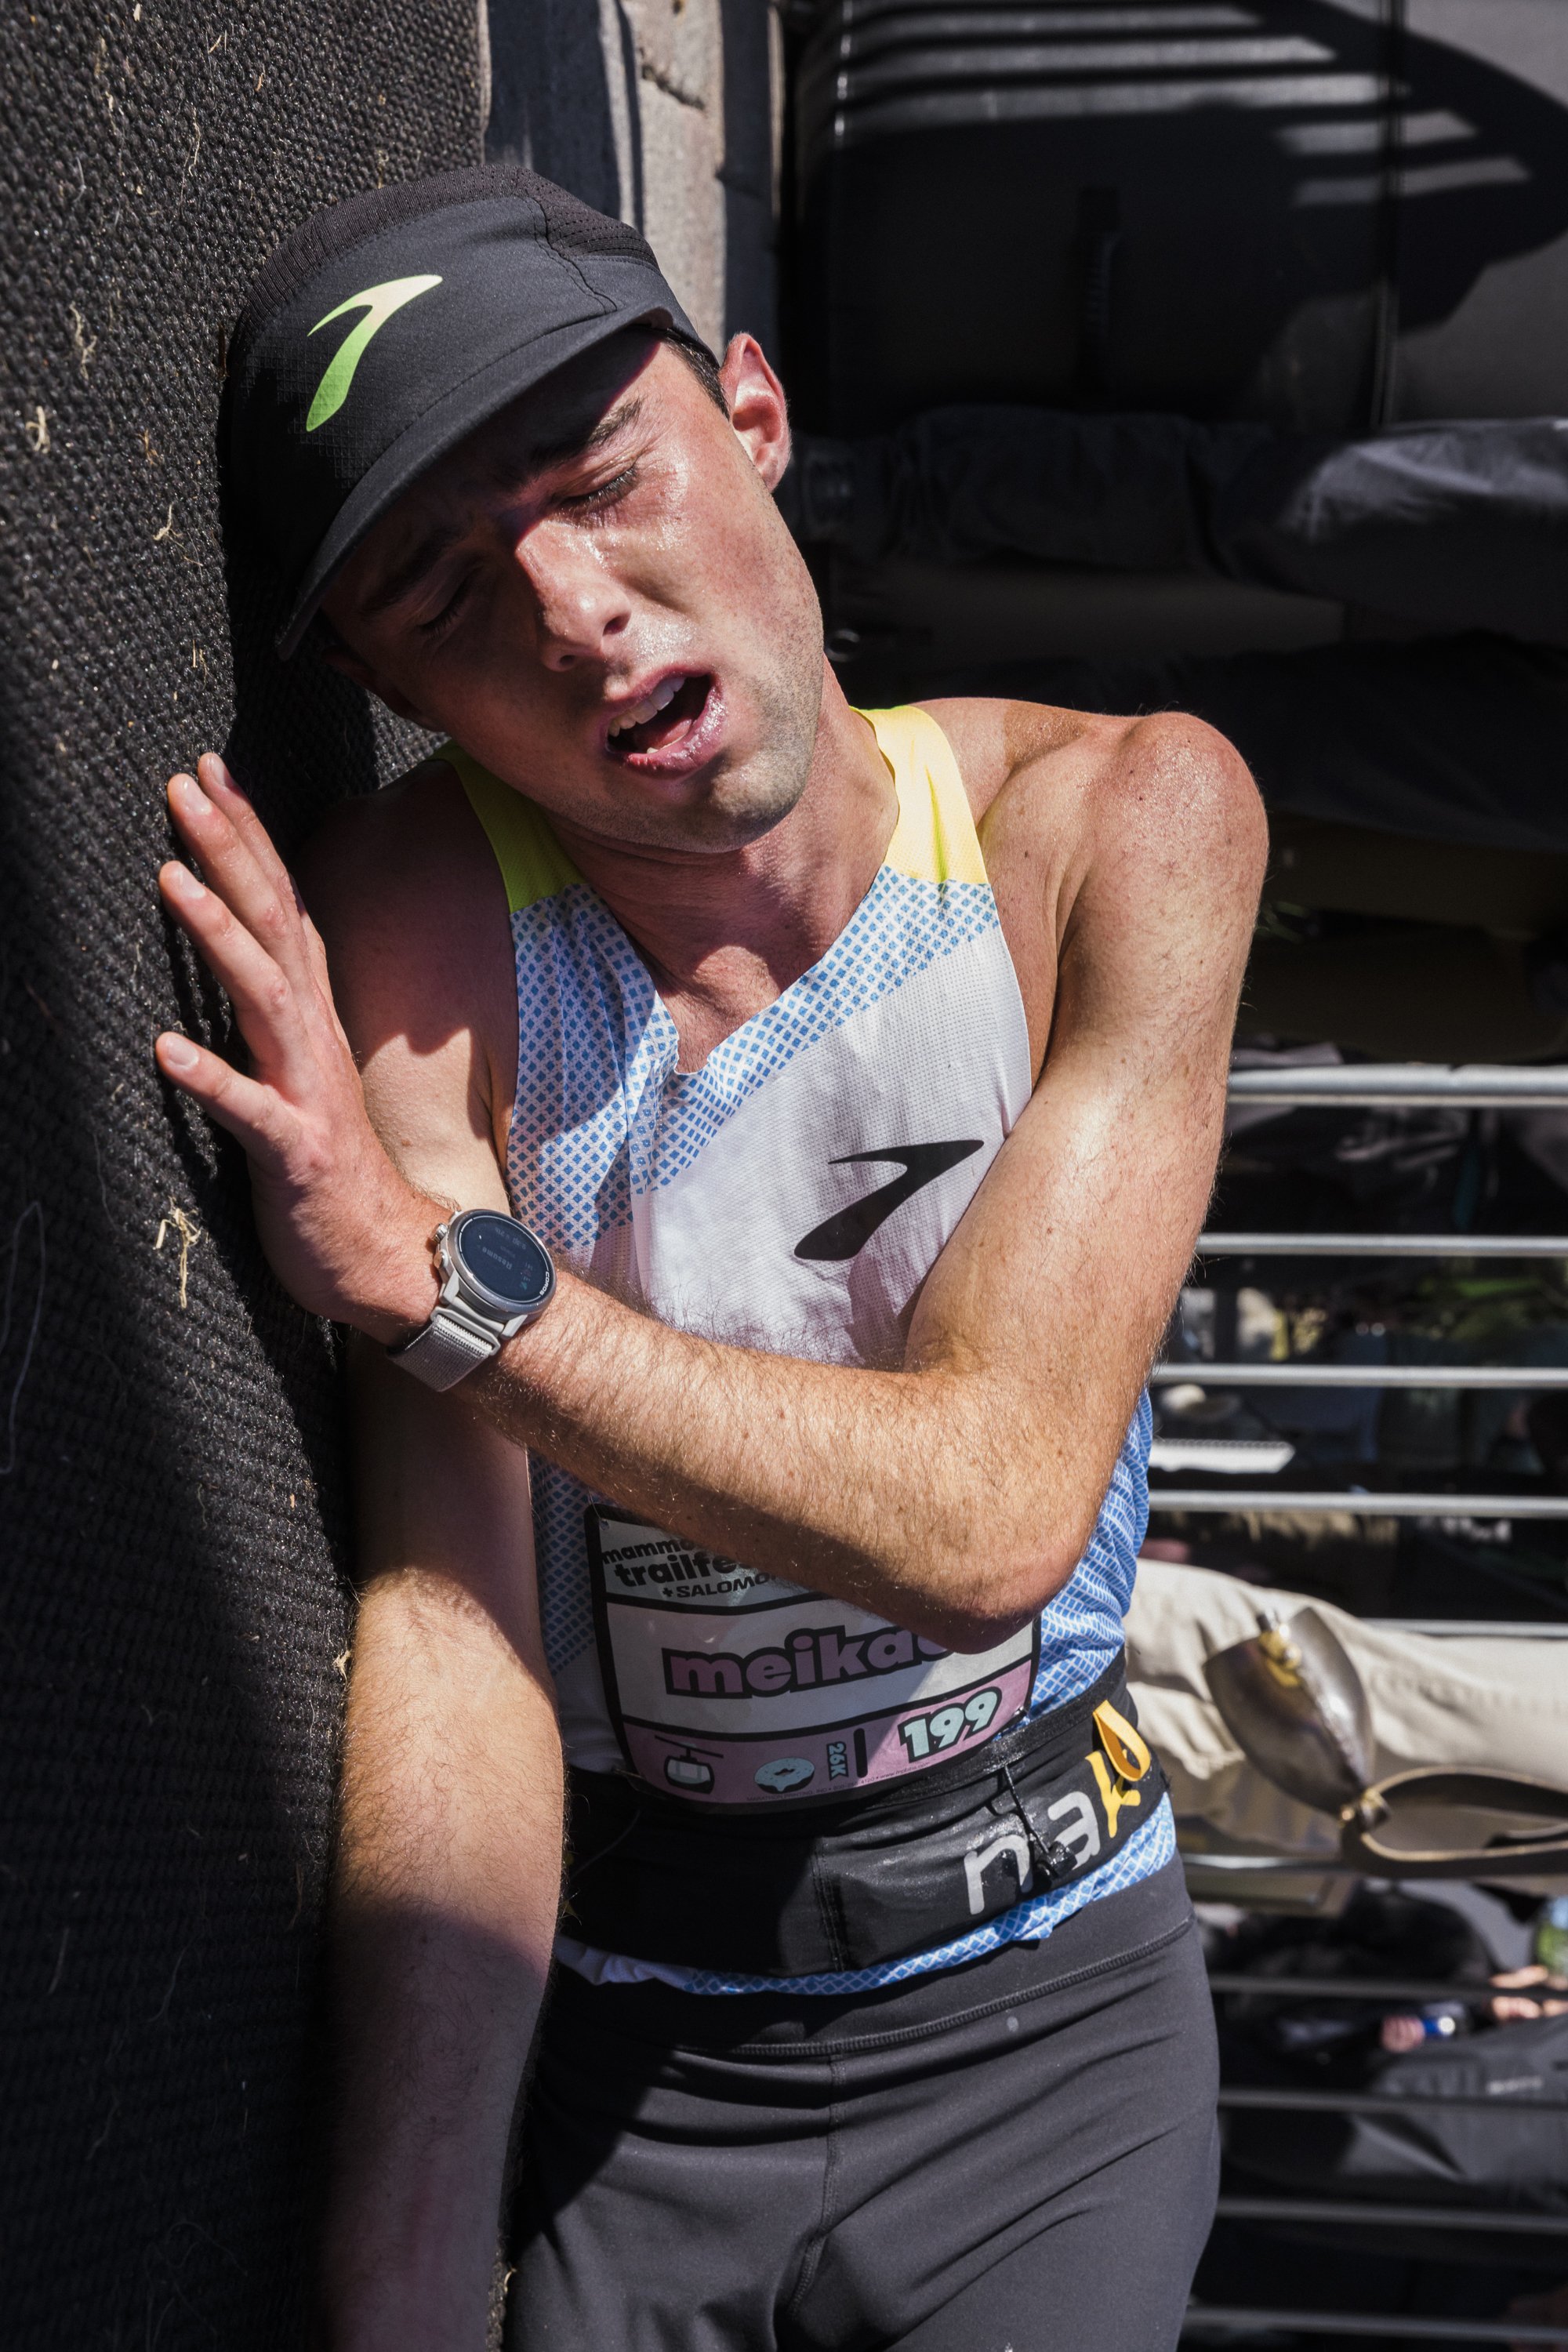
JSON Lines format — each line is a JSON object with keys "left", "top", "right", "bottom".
{"left": 159, "top": 859, "right": 321, "bottom": 1097}
{"left": 296, "top": 898, "right": 343, "bottom": 1018}
{"left": 195, "top": 753, "right": 297, "bottom": 902}
{"left": 167, "top": 764, "right": 356, "bottom": 1064}
{"left": 155, "top": 1030, "right": 295, "bottom": 1167}
{"left": 166, "top": 761, "right": 323, "bottom": 1013}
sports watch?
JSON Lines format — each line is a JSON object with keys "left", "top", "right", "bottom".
{"left": 390, "top": 1208, "right": 557, "bottom": 1391}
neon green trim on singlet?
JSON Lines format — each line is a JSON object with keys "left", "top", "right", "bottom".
{"left": 441, "top": 705, "right": 988, "bottom": 914}
{"left": 439, "top": 742, "right": 583, "bottom": 913}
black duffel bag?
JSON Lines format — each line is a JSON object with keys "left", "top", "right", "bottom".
{"left": 1225, "top": 2007, "right": 1568, "bottom": 2244}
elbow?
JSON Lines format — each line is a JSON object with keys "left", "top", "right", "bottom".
{"left": 916, "top": 1532, "right": 1087, "bottom": 1657}
{"left": 925, "top": 1600, "right": 1037, "bottom": 1656}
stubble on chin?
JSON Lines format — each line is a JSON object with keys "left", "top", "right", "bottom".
{"left": 601, "top": 647, "right": 824, "bottom": 858}
{"left": 708, "top": 619, "right": 827, "bottom": 849}
{"left": 600, "top": 757, "right": 805, "bottom": 856}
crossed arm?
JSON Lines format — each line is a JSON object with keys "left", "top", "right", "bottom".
{"left": 155, "top": 711, "right": 1262, "bottom": 1650}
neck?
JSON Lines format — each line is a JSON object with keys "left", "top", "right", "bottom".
{"left": 548, "top": 669, "right": 896, "bottom": 1058}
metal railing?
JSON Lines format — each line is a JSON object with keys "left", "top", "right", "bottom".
{"left": 1199, "top": 1234, "right": 1568, "bottom": 1258}
{"left": 1185, "top": 2313, "right": 1568, "bottom": 2343}
{"left": 1178, "top": 1062, "right": 1568, "bottom": 2339}
{"left": 1366, "top": 1620, "right": 1568, "bottom": 1635}
{"left": 1219, "top": 2088, "right": 1568, "bottom": 2119}
{"left": 1160, "top": 1070, "right": 1568, "bottom": 1510}
{"left": 1216, "top": 2199, "right": 1566, "bottom": 2237}
{"left": 1152, "top": 1364, "right": 1568, "bottom": 1388}
{"left": 1208, "top": 1974, "right": 1534, "bottom": 2001}
{"left": 1228, "top": 1064, "right": 1568, "bottom": 1109}
{"left": 1149, "top": 1489, "right": 1568, "bottom": 1515}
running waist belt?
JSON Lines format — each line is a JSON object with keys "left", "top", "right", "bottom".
{"left": 561, "top": 1655, "right": 1166, "bottom": 1976}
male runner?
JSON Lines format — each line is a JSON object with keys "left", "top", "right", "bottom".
{"left": 154, "top": 167, "right": 1265, "bottom": 2349}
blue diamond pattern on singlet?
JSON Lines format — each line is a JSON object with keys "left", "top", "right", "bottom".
{"left": 503, "top": 887, "right": 656, "bottom": 1254}
{"left": 533, "top": 1457, "right": 612, "bottom": 1672}
{"left": 503, "top": 867, "right": 1000, "bottom": 1253}
{"left": 1029, "top": 1391, "right": 1151, "bottom": 1711}
{"left": 675, "top": 1800, "right": 1176, "bottom": 1995}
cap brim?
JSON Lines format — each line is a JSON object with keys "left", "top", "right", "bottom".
{"left": 276, "top": 300, "right": 682, "bottom": 658}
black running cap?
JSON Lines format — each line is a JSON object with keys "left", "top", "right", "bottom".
{"left": 227, "top": 165, "right": 706, "bottom": 657}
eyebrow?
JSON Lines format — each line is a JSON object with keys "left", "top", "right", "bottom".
{"left": 510, "top": 394, "right": 645, "bottom": 484}
{"left": 357, "top": 395, "right": 647, "bottom": 621}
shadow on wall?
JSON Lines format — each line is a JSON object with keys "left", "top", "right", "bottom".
{"left": 487, "top": 0, "right": 642, "bottom": 224}
{"left": 485, "top": 0, "right": 780, "bottom": 355}
{"left": 794, "top": 0, "right": 1568, "bottom": 430}
{"left": 220, "top": 527, "right": 397, "bottom": 861}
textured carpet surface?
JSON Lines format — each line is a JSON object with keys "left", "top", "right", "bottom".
{"left": 0, "top": 7, "right": 481, "bottom": 2339}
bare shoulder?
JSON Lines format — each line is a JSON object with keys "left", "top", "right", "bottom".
{"left": 924, "top": 692, "right": 1266, "bottom": 924}
{"left": 919, "top": 696, "right": 1265, "bottom": 1061}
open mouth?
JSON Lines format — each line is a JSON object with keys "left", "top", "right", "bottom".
{"left": 604, "top": 671, "right": 713, "bottom": 761}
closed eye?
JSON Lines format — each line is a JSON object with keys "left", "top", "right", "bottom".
{"left": 418, "top": 569, "right": 475, "bottom": 637}
{"left": 560, "top": 463, "right": 638, "bottom": 514}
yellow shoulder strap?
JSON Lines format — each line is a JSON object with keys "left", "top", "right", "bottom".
{"left": 437, "top": 741, "right": 582, "bottom": 914}
{"left": 858, "top": 705, "right": 989, "bottom": 888}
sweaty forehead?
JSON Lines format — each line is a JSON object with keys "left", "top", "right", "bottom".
{"left": 460, "top": 327, "right": 665, "bottom": 485}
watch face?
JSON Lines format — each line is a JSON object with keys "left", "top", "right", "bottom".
{"left": 450, "top": 1211, "right": 554, "bottom": 1313}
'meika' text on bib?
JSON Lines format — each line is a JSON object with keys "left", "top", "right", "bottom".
{"left": 588, "top": 1508, "right": 1039, "bottom": 1805}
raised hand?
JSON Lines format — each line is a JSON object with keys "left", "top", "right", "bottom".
{"left": 154, "top": 753, "right": 438, "bottom": 1340}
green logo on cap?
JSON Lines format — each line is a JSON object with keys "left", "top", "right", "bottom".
{"left": 305, "top": 274, "right": 443, "bottom": 432}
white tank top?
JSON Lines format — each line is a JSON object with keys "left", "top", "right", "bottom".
{"left": 442, "top": 706, "right": 1168, "bottom": 1991}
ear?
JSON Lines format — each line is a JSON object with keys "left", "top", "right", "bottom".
{"left": 720, "top": 333, "right": 792, "bottom": 492}
{"left": 318, "top": 631, "right": 437, "bottom": 731}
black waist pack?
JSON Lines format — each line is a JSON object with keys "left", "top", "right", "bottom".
{"left": 563, "top": 1653, "right": 1166, "bottom": 1976}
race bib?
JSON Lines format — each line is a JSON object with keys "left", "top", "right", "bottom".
{"left": 586, "top": 1508, "right": 1040, "bottom": 1805}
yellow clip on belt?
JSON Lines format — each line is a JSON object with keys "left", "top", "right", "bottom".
{"left": 1093, "top": 1700, "right": 1152, "bottom": 1784}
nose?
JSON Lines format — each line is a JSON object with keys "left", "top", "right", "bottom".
{"left": 510, "top": 514, "right": 631, "bottom": 672}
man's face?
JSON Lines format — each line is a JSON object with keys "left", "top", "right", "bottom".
{"left": 320, "top": 331, "right": 826, "bottom": 857}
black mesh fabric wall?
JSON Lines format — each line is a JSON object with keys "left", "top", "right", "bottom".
{"left": 0, "top": 8, "right": 481, "bottom": 2339}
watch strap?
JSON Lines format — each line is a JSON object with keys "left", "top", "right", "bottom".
{"left": 390, "top": 1302, "right": 502, "bottom": 1392}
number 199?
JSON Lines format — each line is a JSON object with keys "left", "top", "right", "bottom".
{"left": 898, "top": 1686, "right": 1002, "bottom": 1761}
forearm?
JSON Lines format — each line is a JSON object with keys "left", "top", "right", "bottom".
{"left": 489, "top": 1279, "right": 1011, "bottom": 1639}
{"left": 461, "top": 1265, "right": 1142, "bottom": 1650}
{"left": 149, "top": 731, "right": 1247, "bottom": 1657}
{"left": 323, "top": 1572, "right": 562, "bottom": 2350}
{"left": 351, "top": 1096, "right": 1197, "bottom": 1652}
{"left": 450, "top": 1017, "right": 1207, "bottom": 1646}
